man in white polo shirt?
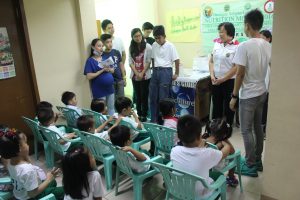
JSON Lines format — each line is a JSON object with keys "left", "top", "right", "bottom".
{"left": 230, "top": 9, "right": 271, "bottom": 177}
{"left": 150, "top": 25, "right": 180, "bottom": 123}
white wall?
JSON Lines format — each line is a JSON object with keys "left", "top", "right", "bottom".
{"left": 262, "top": 0, "right": 300, "bottom": 199}
{"left": 23, "top": 0, "right": 97, "bottom": 109}
{"left": 94, "top": 0, "right": 157, "bottom": 96}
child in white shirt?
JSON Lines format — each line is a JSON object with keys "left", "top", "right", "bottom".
{"left": 109, "top": 125, "right": 150, "bottom": 173}
{"left": 38, "top": 108, "right": 77, "bottom": 150}
{"left": 61, "top": 91, "right": 82, "bottom": 116}
{"left": 171, "top": 115, "right": 231, "bottom": 198}
{"left": 62, "top": 146, "right": 104, "bottom": 200}
{"left": 113, "top": 96, "right": 144, "bottom": 140}
{"left": 0, "top": 128, "right": 64, "bottom": 200}
{"left": 159, "top": 98, "right": 178, "bottom": 129}
{"left": 76, "top": 115, "right": 119, "bottom": 155}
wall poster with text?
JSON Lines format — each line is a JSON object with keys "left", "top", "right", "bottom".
{"left": 0, "top": 27, "right": 16, "bottom": 80}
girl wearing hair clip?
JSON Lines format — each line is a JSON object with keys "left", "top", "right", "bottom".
{"left": 0, "top": 127, "right": 64, "bottom": 200}
{"left": 202, "top": 118, "right": 238, "bottom": 187}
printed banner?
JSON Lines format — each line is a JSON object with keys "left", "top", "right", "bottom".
{"left": 201, "top": 0, "right": 274, "bottom": 54}
{"left": 166, "top": 8, "right": 201, "bottom": 43}
{"left": 171, "top": 84, "right": 196, "bottom": 116}
{"left": 0, "top": 27, "right": 16, "bottom": 79}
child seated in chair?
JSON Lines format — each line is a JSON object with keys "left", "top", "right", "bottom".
{"left": 91, "top": 99, "right": 111, "bottom": 130}
{"left": 61, "top": 91, "right": 82, "bottom": 116}
{"left": 159, "top": 98, "right": 178, "bottom": 129}
{"left": 0, "top": 128, "right": 64, "bottom": 200}
{"left": 35, "top": 101, "right": 58, "bottom": 123}
{"left": 171, "top": 115, "right": 231, "bottom": 198}
{"left": 77, "top": 115, "right": 120, "bottom": 155}
{"left": 113, "top": 96, "right": 143, "bottom": 140}
{"left": 109, "top": 125, "right": 150, "bottom": 173}
{"left": 38, "top": 108, "right": 77, "bottom": 149}
{"left": 202, "top": 118, "right": 238, "bottom": 187}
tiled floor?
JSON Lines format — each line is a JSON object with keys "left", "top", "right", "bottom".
{"left": 32, "top": 126, "right": 264, "bottom": 200}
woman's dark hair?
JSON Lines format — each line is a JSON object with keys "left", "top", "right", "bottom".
{"left": 244, "top": 9, "right": 264, "bottom": 31}
{"left": 62, "top": 146, "right": 93, "bottom": 199}
{"left": 177, "top": 115, "right": 202, "bottom": 145}
{"left": 260, "top": 30, "right": 272, "bottom": 43}
{"left": 159, "top": 98, "right": 175, "bottom": 117}
{"left": 218, "top": 22, "right": 235, "bottom": 38}
{"left": 129, "top": 28, "right": 146, "bottom": 58}
{"left": 204, "top": 118, "right": 232, "bottom": 142}
{"left": 142, "top": 22, "right": 154, "bottom": 30}
{"left": 89, "top": 38, "right": 101, "bottom": 58}
{"left": 77, "top": 115, "right": 94, "bottom": 132}
{"left": 0, "top": 129, "right": 23, "bottom": 159}
{"left": 101, "top": 19, "right": 113, "bottom": 31}
{"left": 109, "top": 125, "right": 131, "bottom": 147}
{"left": 90, "top": 99, "right": 105, "bottom": 113}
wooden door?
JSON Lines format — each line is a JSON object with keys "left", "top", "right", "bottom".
{"left": 0, "top": 0, "right": 39, "bottom": 143}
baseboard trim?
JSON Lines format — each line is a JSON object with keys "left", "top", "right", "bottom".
{"left": 261, "top": 194, "right": 278, "bottom": 200}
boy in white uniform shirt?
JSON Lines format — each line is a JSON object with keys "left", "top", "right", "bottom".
{"left": 230, "top": 9, "right": 271, "bottom": 177}
{"left": 150, "top": 25, "right": 180, "bottom": 123}
{"left": 171, "top": 115, "right": 231, "bottom": 198}
{"left": 113, "top": 96, "right": 144, "bottom": 140}
{"left": 61, "top": 91, "right": 82, "bottom": 116}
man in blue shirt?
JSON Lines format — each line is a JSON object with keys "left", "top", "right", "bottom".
{"left": 101, "top": 34, "right": 126, "bottom": 98}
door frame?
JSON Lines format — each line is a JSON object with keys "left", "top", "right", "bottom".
{"left": 16, "top": 0, "right": 40, "bottom": 103}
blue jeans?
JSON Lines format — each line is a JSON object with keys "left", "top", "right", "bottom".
{"left": 239, "top": 93, "right": 267, "bottom": 166}
{"left": 149, "top": 67, "right": 172, "bottom": 122}
{"left": 99, "top": 93, "right": 115, "bottom": 116}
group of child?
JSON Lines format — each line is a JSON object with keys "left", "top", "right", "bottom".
{"left": 0, "top": 89, "right": 238, "bottom": 200}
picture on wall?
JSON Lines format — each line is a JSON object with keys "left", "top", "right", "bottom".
{"left": 0, "top": 27, "right": 16, "bottom": 80}
{"left": 201, "top": 0, "right": 274, "bottom": 54}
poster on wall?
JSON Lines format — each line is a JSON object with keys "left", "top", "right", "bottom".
{"left": 0, "top": 27, "right": 16, "bottom": 80}
{"left": 201, "top": 0, "right": 274, "bottom": 54}
{"left": 166, "top": 8, "right": 201, "bottom": 43}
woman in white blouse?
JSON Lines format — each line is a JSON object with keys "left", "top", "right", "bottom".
{"left": 209, "top": 22, "right": 238, "bottom": 125}
{"left": 129, "top": 28, "right": 152, "bottom": 122}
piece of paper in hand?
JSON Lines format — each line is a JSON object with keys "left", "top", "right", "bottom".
{"left": 100, "top": 57, "right": 114, "bottom": 67}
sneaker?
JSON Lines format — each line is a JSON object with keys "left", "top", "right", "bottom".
{"left": 226, "top": 176, "right": 239, "bottom": 187}
{"left": 256, "top": 160, "right": 263, "bottom": 172}
{"left": 240, "top": 160, "right": 258, "bottom": 177}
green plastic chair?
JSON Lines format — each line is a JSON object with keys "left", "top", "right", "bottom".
{"left": 151, "top": 162, "right": 227, "bottom": 200}
{"left": 56, "top": 106, "right": 80, "bottom": 128}
{"left": 39, "top": 125, "right": 81, "bottom": 167}
{"left": 100, "top": 139, "right": 163, "bottom": 200}
{"left": 76, "top": 130, "right": 115, "bottom": 190}
{"left": 0, "top": 177, "right": 13, "bottom": 200}
{"left": 81, "top": 108, "right": 108, "bottom": 128}
{"left": 39, "top": 193, "right": 56, "bottom": 200}
{"left": 22, "top": 116, "right": 54, "bottom": 168}
{"left": 206, "top": 142, "right": 243, "bottom": 192}
{"left": 143, "top": 123, "right": 177, "bottom": 161}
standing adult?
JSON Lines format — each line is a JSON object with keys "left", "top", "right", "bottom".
{"left": 260, "top": 30, "right": 272, "bottom": 135}
{"left": 230, "top": 9, "right": 271, "bottom": 177}
{"left": 150, "top": 25, "right": 180, "bottom": 123}
{"left": 101, "top": 19, "right": 126, "bottom": 65}
{"left": 209, "top": 22, "right": 238, "bottom": 126}
{"left": 142, "top": 22, "right": 155, "bottom": 45}
{"left": 129, "top": 28, "right": 152, "bottom": 122}
{"left": 84, "top": 38, "right": 115, "bottom": 115}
